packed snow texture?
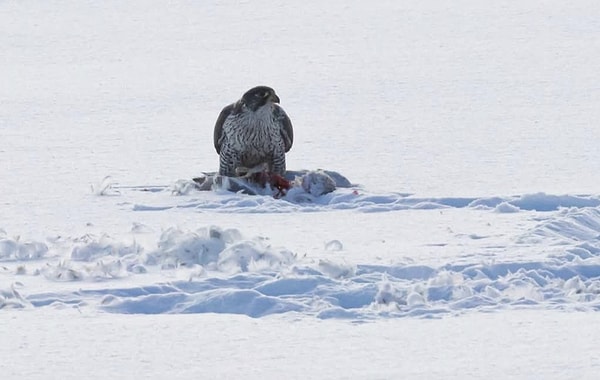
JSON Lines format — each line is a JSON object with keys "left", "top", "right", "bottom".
{"left": 3, "top": 199, "right": 600, "bottom": 319}
{"left": 3, "top": 0, "right": 600, "bottom": 378}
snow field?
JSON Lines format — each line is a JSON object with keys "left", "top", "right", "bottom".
{"left": 3, "top": 191, "right": 600, "bottom": 319}
{"left": 4, "top": 0, "right": 600, "bottom": 378}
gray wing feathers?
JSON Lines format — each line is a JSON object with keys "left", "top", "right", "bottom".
{"left": 274, "top": 105, "right": 293, "bottom": 152}
{"left": 213, "top": 104, "right": 234, "bottom": 154}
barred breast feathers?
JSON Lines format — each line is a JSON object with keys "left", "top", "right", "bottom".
{"left": 213, "top": 87, "right": 293, "bottom": 177}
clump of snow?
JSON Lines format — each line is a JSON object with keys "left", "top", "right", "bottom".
{"left": 138, "top": 226, "right": 297, "bottom": 274}
{"left": 502, "top": 283, "right": 544, "bottom": 303}
{"left": 91, "top": 176, "right": 119, "bottom": 196}
{"left": 317, "top": 259, "right": 355, "bottom": 279}
{"left": 41, "top": 261, "right": 84, "bottom": 281}
{"left": 494, "top": 202, "right": 520, "bottom": 213}
{"left": 0, "top": 237, "right": 48, "bottom": 261}
{"left": 324, "top": 239, "right": 343, "bottom": 251}
{"left": 131, "top": 222, "right": 154, "bottom": 234}
{"left": 564, "top": 276, "right": 586, "bottom": 296}
{"left": 374, "top": 275, "right": 405, "bottom": 307}
{"left": 149, "top": 227, "right": 229, "bottom": 268}
{"left": 0, "top": 282, "right": 31, "bottom": 309}
{"left": 406, "top": 291, "right": 426, "bottom": 307}
{"left": 71, "top": 234, "right": 141, "bottom": 262}
{"left": 42, "top": 258, "right": 128, "bottom": 282}
{"left": 217, "top": 241, "right": 296, "bottom": 273}
{"left": 171, "top": 179, "right": 200, "bottom": 196}
{"left": 0, "top": 283, "right": 30, "bottom": 309}
{"left": 300, "top": 170, "right": 337, "bottom": 196}
{"left": 0, "top": 239, "right": 18, "bottom": 260}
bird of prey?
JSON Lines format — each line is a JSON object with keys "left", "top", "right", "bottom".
{"left": 213, "top": 86, "right": 294, "bottom": 177}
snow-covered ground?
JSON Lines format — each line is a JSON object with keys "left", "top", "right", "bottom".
{"left": 2, "top": 1, "right": 600, "bottom": 378}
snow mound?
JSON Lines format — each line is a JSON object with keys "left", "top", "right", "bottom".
{"left": 0, "top": 283, "right": 30, "bottom": 309}
{"left": 6, "top": 196, "right": 600, "bottom": 319}
{"left": 147, "top": 226, "right": 296, "bottom": 273}
{"left": 7, "top": 203, "right": 600, "bottom": 319}
{"left": 22, "top": 252, "right": 600, "bottom": 318}
{"left": 0, "top": 237, "right": 48, "bottom": 261}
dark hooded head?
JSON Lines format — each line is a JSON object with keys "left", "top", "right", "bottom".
{"left": 241, "top": 86, "right": 280, "bottom": 112}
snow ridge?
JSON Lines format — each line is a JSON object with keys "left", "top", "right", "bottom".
{"left": 4, "top": 206, "right": 600, "bottom": 318}
{"left": 124, "top": 185, "right": 600, "bottom": 213}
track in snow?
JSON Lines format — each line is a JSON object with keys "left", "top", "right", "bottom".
{"left": 3, "top": 202, "right": 600, "bottom": 319}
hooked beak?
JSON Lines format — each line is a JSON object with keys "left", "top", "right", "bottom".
{"left": 270, "top": 93, "right": 280, "bottom": 103}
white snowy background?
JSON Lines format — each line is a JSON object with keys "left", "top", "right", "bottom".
{"left": 2, "top": 0, "right": 600, "bottom": 378}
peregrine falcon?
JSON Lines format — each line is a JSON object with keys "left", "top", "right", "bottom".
{"left": 213, "top": 86, "right": 294, "bottom": 177}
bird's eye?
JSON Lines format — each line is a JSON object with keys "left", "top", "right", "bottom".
{"left": 263, "top": 91, "right": 270, "bottom": 98}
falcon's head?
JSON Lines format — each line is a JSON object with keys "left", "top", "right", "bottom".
{"left": 241, "top": 86, "right": 280, "bottom": 112}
